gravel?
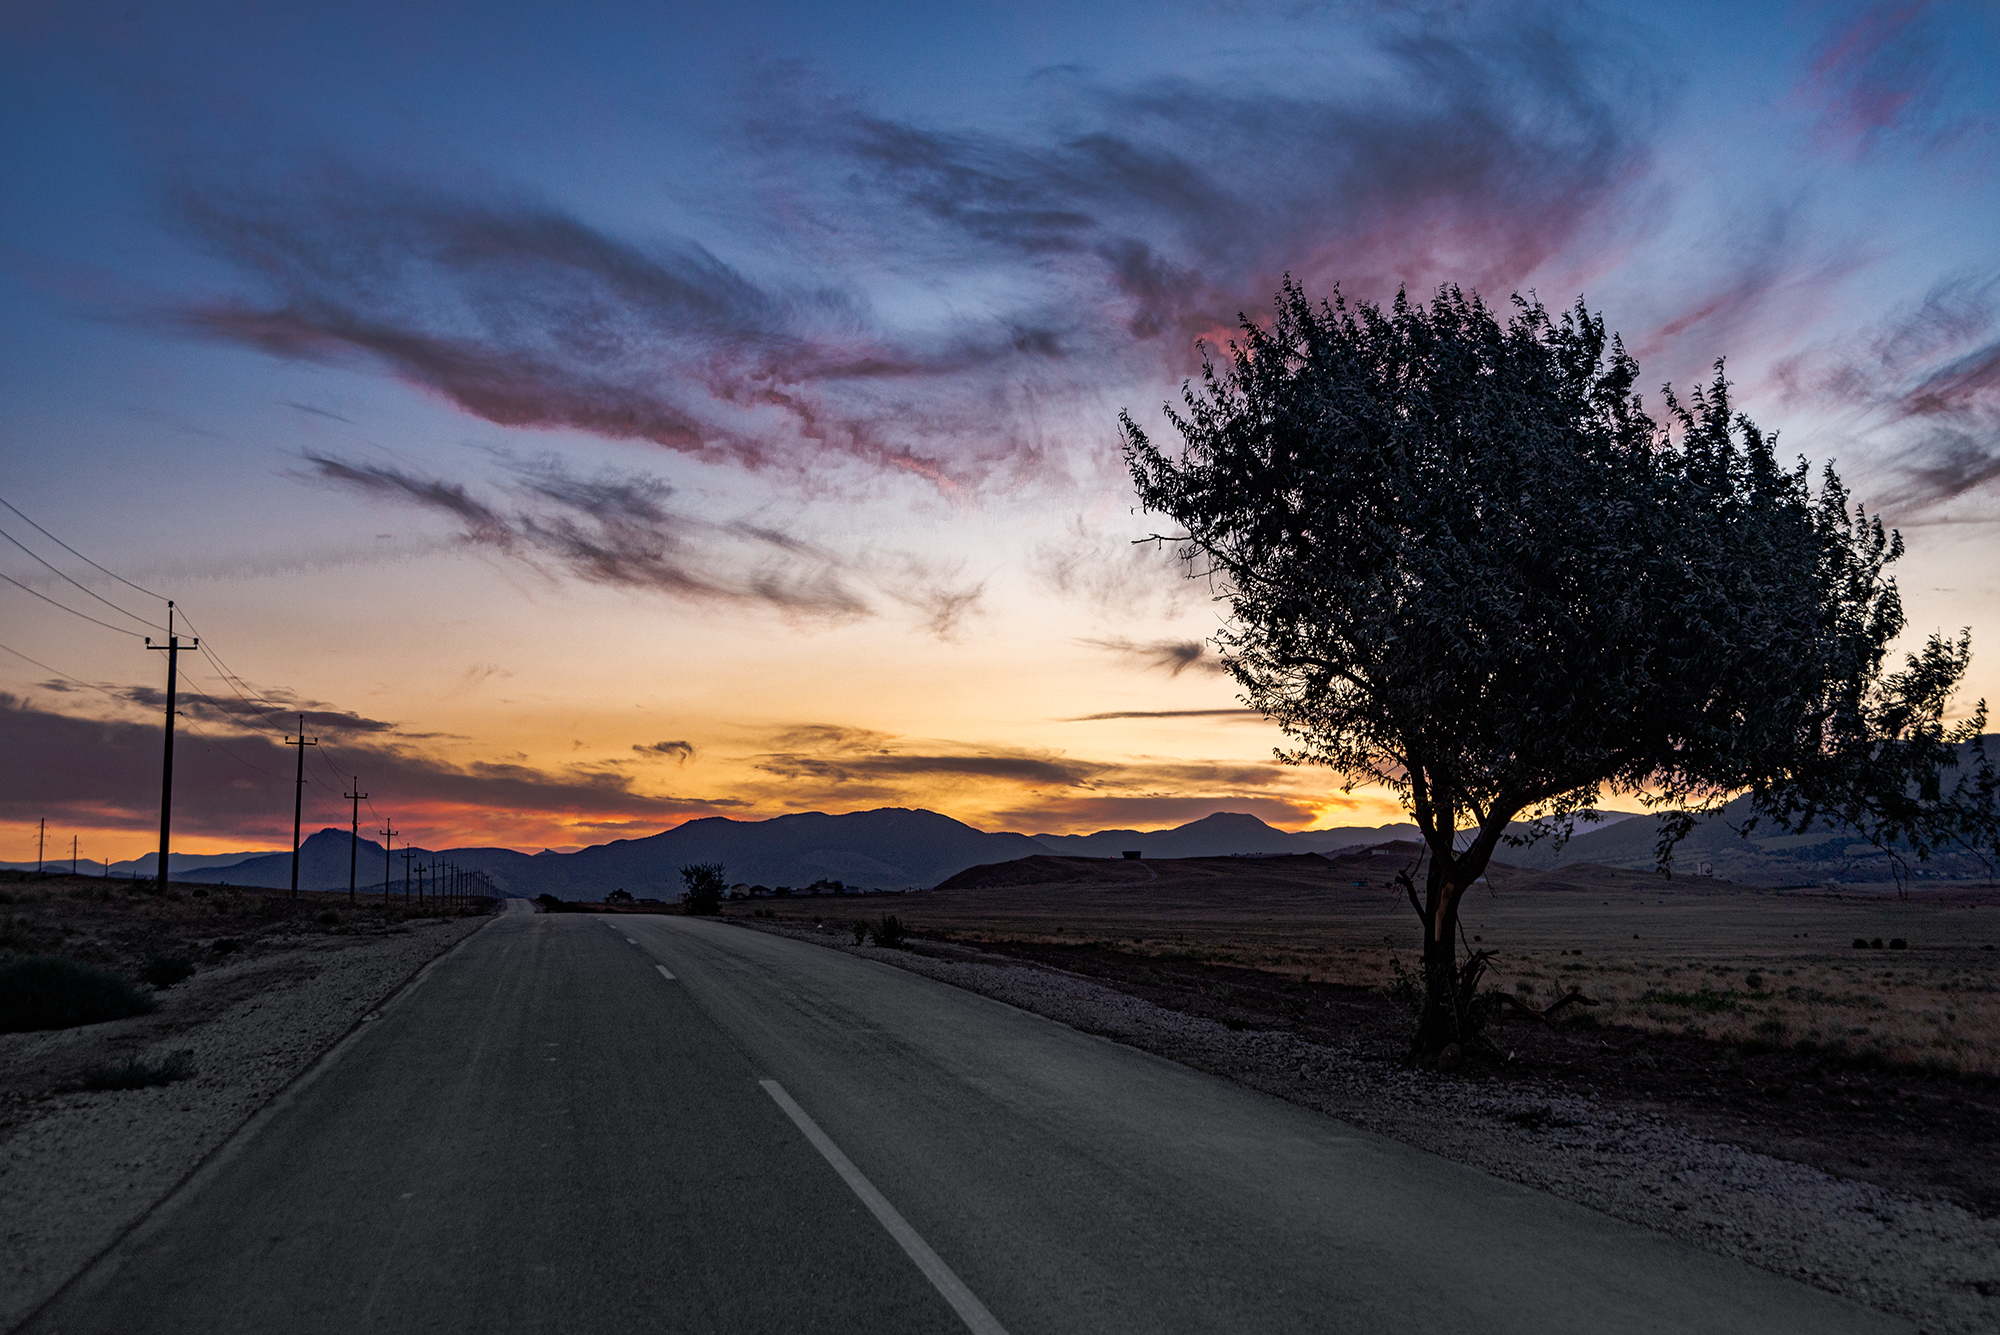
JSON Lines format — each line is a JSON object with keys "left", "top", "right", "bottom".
{"left": 750, "top": 919, "right": 2000, "bottom": 1335}
{"left": 0, "top": 915, "right": 487, "bottom": 1331}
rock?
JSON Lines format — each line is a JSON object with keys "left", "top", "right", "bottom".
{"left": 1437, "top": 1042, "right": 1464, "bottom": 1073}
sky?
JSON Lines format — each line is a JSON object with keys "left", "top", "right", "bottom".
{"left": 1, "top": 0, "right": 1996, "bottom": 861}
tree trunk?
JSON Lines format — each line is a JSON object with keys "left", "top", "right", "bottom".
{"left": 1408, "top": 833, "right": 1504, "bottom": 1057}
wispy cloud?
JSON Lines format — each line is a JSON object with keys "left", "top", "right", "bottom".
{"left": 1030, "top": 519, "right": 1194, "bottom": 619}
{"left": 1776, "top": 272, "right": 2000, "bottom": 514}
{"left": 777, "top": 15, "right": 1662, "bottom": 353}
{"left": 748, "top": 723, "right": 1098, "bottom": 787}
{"left": 1060, "top": 708, "right": 1264, "bottom": 722}
{"left": 303, "top": 451, "right": 983, "bottom": 630}
{"left": 636, "top": 740, "right": 696, "bottom": 764}
{"left": 1078, "top": 635, "right": 1228, "bottom": 677}
{"left": 1794, "top": 1, "right": 1985, "bottom": 158}
{"left": 159, "top": 5, "right": 1665, "bottom": 500}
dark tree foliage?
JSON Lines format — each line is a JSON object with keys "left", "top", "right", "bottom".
{"left": 680, "top": 862, "right": 726, "bottom": 915}
{"left": 1124, "top": 281, "right": 1996, "bottom": 1055}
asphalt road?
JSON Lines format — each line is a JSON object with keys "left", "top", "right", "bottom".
{"left": 22, "top": 904, "right": 1912, "bottom": 1334}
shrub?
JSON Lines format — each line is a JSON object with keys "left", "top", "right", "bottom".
{"left": 139, "top": 954, "right": 196, "bottom": 988}
{"left": 1852, "top": 938, "right": 1869, "bottom": 949}
{"left": 1888, "top": 938, "right": 1908, "bottom": 950}
{"left": 0, "top": 957, "right": 156, "bottom": 1033}
{"left": 315, "top": 910, "right": 340, "bottom": 927}
{"left": 78, "top": 1049, "right": 195, "bottom": 1091}
{"left": 1871, "top": 938, "right": 1885, "bottom": 949}
{"left": 210, "top": 937, "right": 243, "bottom": 955}
{"left": 869, "top": 913, "right": 907, "bottom": 948}
{"left": 851, "top": 920, "right": 868, "bottom": 945}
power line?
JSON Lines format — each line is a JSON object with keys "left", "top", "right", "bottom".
{"left": 0, "top": 494, "right": 167, "bottom": 601}
{"left": 0, "top": 640, "right": 134, "bottom": 703}
{"left": 0, "top": 499, "right": 415, "bottom": 855}
{"left": 178, "top": 712, "right": 292, "bottom": 782}
{"left": 0, "top": 570, "right": 145, "bottom": 637}
{"left": 0, "top": 525, "right": 165, "bottom": 630}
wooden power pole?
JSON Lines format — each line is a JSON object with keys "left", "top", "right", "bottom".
{"left": 344, "top": 777, "right": 368, "bottom": 905}
{"left": 145, "top": 602, "right": 196, "bottom": 895}
{"left": 285, "top": 714, "right": 317, "bottom": 898}
{"left": 380, "top": 820, "right": 398, "bottom": 903}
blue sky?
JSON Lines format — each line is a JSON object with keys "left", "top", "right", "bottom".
{"left": 2, "top": 0, "right": 1995, "bottom": 856}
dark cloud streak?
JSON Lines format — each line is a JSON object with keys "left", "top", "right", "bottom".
{"left": 162, "top": 7, "right": 1666, "bottom": 495}
{"left": 305, "top": 451, "right": 981, "bottom": 628}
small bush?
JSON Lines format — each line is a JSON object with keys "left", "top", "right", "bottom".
{"left": 315, "top": 910, "right": 340, "bottom": 927}
{"left": 1871, "top": 938, "right": 1884, "bottom": 949}
{"left": 0, "top": 957, "right": 156, "bottom": 1033}
{"left": 210, "top": 937, "right": 243, "bottom": 956}
{"left": 1852, "top": 938, "right": 1870, "bottom": 949}
{"left": 1743, "top": 972, "right": 1764, "bottom": 989}
{"left": 139, "top": 954, "right": 196, "bottom": 988}
{"left": 1888, "top": 938, "right": 1907, "bottom": 950}
{"left": 851, "top": 920, "right": 868, "bottom": 945}
{"left": 78, "top": 1049, "right": 195, "bottom": 1091}
{"left": 869, "top": 913, "right": 907, "bottom": 948}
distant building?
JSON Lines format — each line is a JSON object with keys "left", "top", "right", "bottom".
{"left": 1121, "top": 850, "right": 1142, "bottom": 859}
{"left": 606, "top": 889, "right": 633, "bottom": 903}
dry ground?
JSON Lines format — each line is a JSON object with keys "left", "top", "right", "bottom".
{"left": 725, "top": 846, "right": 2000, "bottom": 1216}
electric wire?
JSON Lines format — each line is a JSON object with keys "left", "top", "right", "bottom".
{"left": 177, "top": 711, "right": 292, "bottom": 783}
{"left": 0, "top": 494, "right": 168, "bottom": 601}
{"left": 0, "top": 641, "right": 134, "bottom": 703}
{"left": 0, "top": 501, "right": 407, "bottom": 837}
{"left": 0, "top": 570, "right": 146, "bottom": 637}
{"left": 0, "top": 525, "right": 166, "bottom": 631}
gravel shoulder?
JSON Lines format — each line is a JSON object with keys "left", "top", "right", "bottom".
{"left": 0, "top": 913, "right": 488, "bottom": 1331}
{"left": 737, "top": 916, "right": 2000, "bottom": 1335}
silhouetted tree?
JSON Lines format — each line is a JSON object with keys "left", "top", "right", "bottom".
{"left": 1125, "top": 281, "right": 1996, "bottom": 1056}
{"left": 680, "top": 862, "right": 726, "bottom": 915}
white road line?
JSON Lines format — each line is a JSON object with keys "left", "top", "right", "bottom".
{"left": 655, "top": 964, "right": 676, "bottom": 981}
{"left": 625, "top": 938, "right": 637, "bottom": 944}
{"left": 759, "top": 1079, "right": 1009, "bottom": 1335}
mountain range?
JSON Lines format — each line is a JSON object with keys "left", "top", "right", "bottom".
{"left": 22, "top": 795, "right": 1984, "bottom": 898}
{"left": 24, "top": 809, "right": 1433, "bottom": 897}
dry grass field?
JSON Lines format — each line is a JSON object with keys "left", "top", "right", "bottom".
{"left": 0, "top": 870, "right": 485, "bottom": 1001}
{"left": 728, "top": 845, "right": 2000, "bottom": 1075}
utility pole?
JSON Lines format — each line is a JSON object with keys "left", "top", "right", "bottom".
{"left": 402, "top": 846, "right": 414, "bottom": 902}
{"left": 343, "top": 777, "right": 368, "bottom": 906}
{"left": 36, "top": 818, "right": 44, "bottom": 874}
{"left": 145, "top": 602, "right": 196, "bottom": 895}
{"left": 380, "top": 821, "right": 397, "bottom": 903}
{"left": 285, "top": 714, "right": 318, "bottom": 899}
{"left": 71, "top": 834, "right": 77, "bottom": 877}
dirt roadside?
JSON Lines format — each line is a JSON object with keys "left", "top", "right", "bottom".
{"left": 0, "top": 882, "right": 491, "bottom": 1332}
